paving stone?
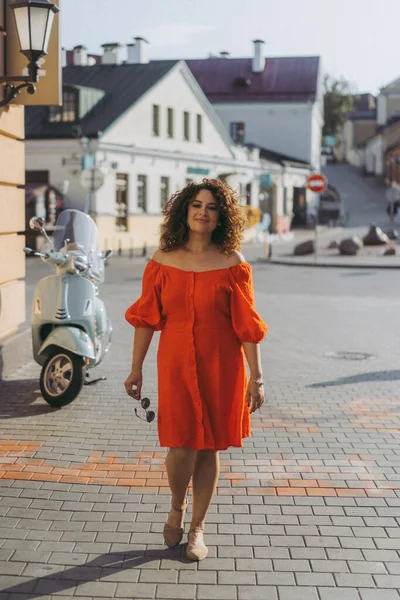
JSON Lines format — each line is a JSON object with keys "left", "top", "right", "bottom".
{"left": 197, "top": 585, "right": 236, "bottom": 600}
{"left": 363, "top": 550, "right": 399, "bottom": 562}
{"left": 0, "top": 561, "right": 26, "bottom": 575}
{"left": 237, "top": 586, "right": 278, "bottom": 600}
{"left": 335, "top": 573, "right": 376, "bottom": 587}
{"left": 139, "top": 571, "right": 178, "bottom": 584}
{"left": 318, "top": 589, "right": 360, "bottom": 600}
{"left": 278, "top": 587, "right": 319, "bottom": 600}
{"left": 10, "top": 551, "right": 51, "bottom": 564}
{"left": 373, "top": 575, "right": 400, "bottom": 588}
{"left": 236, "top": 558, "right": 272, "bottom": 571}
{"left": 219, "top": 571, "right": 256, "bottom": 585}
{"left": 179, "top": 571, "right": 216, "bottom": 584}
{"left": 348, "top": 561, "right": 387, "bottom": 574}
{"left": 361, "top": 592, "right": 400, "bottom": 600}
{"left": 311, "top": 560, "right": 348, "bottom": 572}
{"left": 198, "top": 559, "right": 235, "bottom": 571}
{"left": 71, "top": 581, "right": 117, "bottom": 597}
{"left": 47, "top": 552, "right": 89, "bottom": 566}
{"left": 0, "top": 575, "right": 37, "bottom": 593}
{"left": 115, "top": 583, "right": 156, "bottom": 598}
{"left": 100, "top": 567, "right": 140, "bottom": 583}
{"left": 296, "top": 572, "right": 335, "bottom": 586}
{"left": 257, "top": 572, "right": 296, "bottom": 585}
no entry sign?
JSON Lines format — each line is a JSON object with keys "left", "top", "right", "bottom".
{"left": 306, "top": 172, "right": 327, "bottom": 194}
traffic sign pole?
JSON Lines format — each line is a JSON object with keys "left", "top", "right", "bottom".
{"left": 306, "top": 173, "right": 328, "bottom": 262}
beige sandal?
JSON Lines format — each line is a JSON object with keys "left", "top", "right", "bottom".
{"left": 163, "top": 500, "right": 188, "bottom": 548}
{"left": 186, "top": 527, "right": 208, "bottom": 561}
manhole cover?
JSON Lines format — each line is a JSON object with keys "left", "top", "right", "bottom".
{"left": 324, "top": 351, "right": 375, "bottom": 361}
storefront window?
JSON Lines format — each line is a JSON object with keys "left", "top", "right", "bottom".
{"left": 116, "top": 174, "right": 129, "bottom": 231}
{"left": 161, "top": 176, "right": 170, "bottom": 208}
{"left": 137, "top": 175, "right": 147, "bottom": 213}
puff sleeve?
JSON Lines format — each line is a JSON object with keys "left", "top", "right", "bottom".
{"left": 125, "top": 261, "right": 164, "bottom": 330}
{"left": 228, "top": 263, "right": 267, "bottom": 343}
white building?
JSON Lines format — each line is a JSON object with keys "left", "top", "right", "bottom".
{"left": 25, "top": 40, "right": 312, "bottom": 249}
{"left": 187, "top": 41, "right": 323, "bottom": 172}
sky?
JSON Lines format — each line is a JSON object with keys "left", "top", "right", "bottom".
{"left": 61, "top": 0, "right": 400, "bottom": 95}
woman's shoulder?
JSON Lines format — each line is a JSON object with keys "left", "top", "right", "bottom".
{"left": 151, "top": 249, "right": 179, "bottom": 265}
{"left": 225, "top": 250, "right": 246, "bottom": 267}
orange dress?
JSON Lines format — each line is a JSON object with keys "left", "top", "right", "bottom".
{"left": 125, "top": 260, "right": 267, "bottom": 451}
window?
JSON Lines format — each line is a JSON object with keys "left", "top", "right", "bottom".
{"left": 160, "top": 176, "right": 170, "bottom": 208}
{"left": 283, "top": 187, "right": 288, "bottom": 216}
{"left": 183, "top": 111, "right": 190, "bottom": 141}
{"left": 245, "top": 183, "right": 252, "bottom": 206}
{"left": 137, "top": 175, "right": 147, "bottom": 213}
{"left": 152, "top": 104, "right": 160, "bottom": 136}
{"left": 49, "top": 89, "right": 77, "bottom": 123}
{"left": 116, "top": 174, "right": 129, "bottom": 231}
{"left": 167, "top": 107, "right": 174, "bottom": 138}
{"left": 230, "top": 122, "right": 245, "bottom": 144}
{"left": 197, "top": 114, "right": 203, "bottom": 143}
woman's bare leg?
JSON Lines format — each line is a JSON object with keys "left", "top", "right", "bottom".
{"left": 190, "top": 450, "right": 220, "bottom": 530}
{"left": 165, "top": 447, "right": 196, "bottom": 527}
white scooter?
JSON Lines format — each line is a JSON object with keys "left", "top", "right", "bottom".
{"left": 24, "top": 210, "right": 112, "bottom": 407}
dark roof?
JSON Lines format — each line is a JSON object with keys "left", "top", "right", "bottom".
{"left": 187, "top": 56, "right": 320, "bottom": 103}
{"left": 346, "top": 110, "right": 376, "bottom": 121}
{"left": 25, "top": 61, "right": 178, "bottom": 139}
{"left": 245, "top": 143, "right": 310, "bottom": 167}
{"left": 353, "top": 93, "right": 376, "bottom": 111}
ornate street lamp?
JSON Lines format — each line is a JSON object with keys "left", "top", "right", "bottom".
{"left": 0, "top": 0, "right": 59, "bottom": 107}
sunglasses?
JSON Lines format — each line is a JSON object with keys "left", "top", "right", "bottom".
{"left": 134, "top": 397, "right": 155, "bottom": 423}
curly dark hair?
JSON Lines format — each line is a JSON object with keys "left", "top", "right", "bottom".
{"left": 159, "top": 179, "right": 247, "bottom": 255}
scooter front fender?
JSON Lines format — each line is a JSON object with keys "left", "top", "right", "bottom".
{"left": 39, "top": 327, "right": 95, "bottom": 362}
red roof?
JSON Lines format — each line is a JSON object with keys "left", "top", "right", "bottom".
{"left": 187, "top": 56, "right": 320, "bottom": 103}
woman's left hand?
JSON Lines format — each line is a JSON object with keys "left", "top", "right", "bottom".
{"left": 247, "top": 380, "right": 265, "bottom": 414}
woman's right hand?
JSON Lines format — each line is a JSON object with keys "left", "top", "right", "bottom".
{"left": 124, "top": 366, "right": 143, "bottom": 401}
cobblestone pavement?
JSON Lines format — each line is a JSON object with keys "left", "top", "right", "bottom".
{"left": 1, "top": 256, "right": 400, "bottom": 600}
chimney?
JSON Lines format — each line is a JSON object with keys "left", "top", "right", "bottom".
{"left": 73, "top": 45, "right": 88, "bottom": 66}
{"left": 101, "top": 43, "right": 122, "bottom": 65}
{"left": 252, "top": 39, "right": 265, "bottom": 73}
{"left": 220, "top": 51, "right": 230, "bottom": 58}
{"left": 61, "top": 47, "right": 67, "bottom": 68}
{"left": 127, "top": 37, "right": 149, "bottom": 64}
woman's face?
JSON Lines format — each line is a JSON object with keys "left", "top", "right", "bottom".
{"left": 187, "top": 189, "right": 220, "bottom": 234}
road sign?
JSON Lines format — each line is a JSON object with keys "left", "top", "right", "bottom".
{"left": 306, "top": 172, "right": 327, "bottom": 194}
{"left": 80, "top": 167, "right": 104, "bottom": 192}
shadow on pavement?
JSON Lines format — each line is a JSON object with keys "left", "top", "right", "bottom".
{"left": 1, "top": 547, "right": 189, "bottom": 597}
{"left": 308, "top": 370, "right": 400, "bottom": 388}
{"left": 0, "top": 379, "right": 56, "bottom": 419}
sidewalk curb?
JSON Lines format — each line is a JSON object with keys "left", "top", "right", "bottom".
{"left": 268, "top": 257, "right": 400, "bottom": 269}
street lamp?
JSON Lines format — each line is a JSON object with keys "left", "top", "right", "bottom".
{"left": 0, "top": 0, "right": 59, "bottom": 107}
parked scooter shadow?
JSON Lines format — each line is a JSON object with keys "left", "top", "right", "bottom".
{"left": 0, "top": 379, "right": 58, "bottom": 418}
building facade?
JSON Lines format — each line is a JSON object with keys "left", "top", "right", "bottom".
{"left": 0, "top": 0, "right": 26, "bottom": 350}
{"left": 26, "top": 45, "right": 312, "bottom": 246}
{"left": 187, "top": 41, "right": 323, "bottom": 170}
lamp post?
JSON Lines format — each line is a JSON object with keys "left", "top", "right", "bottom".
{"left": 0, "top": 0, "right": 59, "bottom": 107}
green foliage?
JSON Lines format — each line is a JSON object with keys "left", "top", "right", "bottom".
{"left": 323, "top": 74, "right": 356, "bottom": 137}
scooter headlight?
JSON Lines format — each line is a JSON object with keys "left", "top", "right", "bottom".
{"left": 73, "top": 254, "right": 89, "bottom": 273}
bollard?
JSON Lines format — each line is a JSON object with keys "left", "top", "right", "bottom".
{"left": 118, "top": 240, "right": 122, "bottom": 256}
{"left": 142, "top": 242, "right": 147, "bottom": 258}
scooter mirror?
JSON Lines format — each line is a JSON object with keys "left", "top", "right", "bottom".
{"left": 29, "top": 216, "right": 45, "bottom": 231}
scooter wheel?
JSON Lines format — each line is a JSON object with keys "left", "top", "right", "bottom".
{"left": 40, "top": 349, "right": 86, "bottom": 407}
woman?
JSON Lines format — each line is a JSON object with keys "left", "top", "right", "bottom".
{"left": 124, "top": 179, "right": 267, "bottom": 561}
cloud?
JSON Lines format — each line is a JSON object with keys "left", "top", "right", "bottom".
{"left": 146, "top": 23, "right": 214, "bottom": 48}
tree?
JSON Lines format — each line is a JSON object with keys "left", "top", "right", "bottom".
{"left": 323, "top": 74, "right": 356, "bottom": 138}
